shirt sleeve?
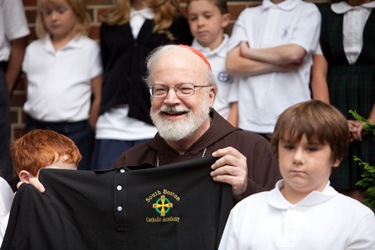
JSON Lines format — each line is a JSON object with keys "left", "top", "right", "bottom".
{"left": 227, "top": 8, "right": 251, "bottom": 52}
{"left": 289, "top": 3, "right": 321, "bottom": 53}
{"left": 348, "top": 212, "right": 375, "bottom": 249}
{"left": 88, "top": 40, "right": 103, "bottom": 79}
{"left": 3, "top": 0, "right": 30, "bottom": 40}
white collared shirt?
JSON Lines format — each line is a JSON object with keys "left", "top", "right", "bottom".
{"left": 331, "top": 1, "right": 375, "bottom": 64}
{"left": 130, "top": 8, "right": 154, "bottom": 39}
{"left": 23, "top": 35, "right": 102, "bottom": 121}
{"left": 228, "top": 0, "right": 321, "bottom": 133}
{"left": 219, "top": 180, "right": 375, "bottom": 250}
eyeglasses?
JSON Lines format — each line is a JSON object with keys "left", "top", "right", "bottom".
{"left": 148, "top": 83, "right": 212, "bottom": 98}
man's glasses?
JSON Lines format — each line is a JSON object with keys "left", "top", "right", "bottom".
{"left": 148, "top": 83, "right": 211, "bottom": 98}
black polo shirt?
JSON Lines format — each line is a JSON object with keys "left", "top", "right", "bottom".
{"left": 1, "top": 157, "right": 233, "bottom": 250}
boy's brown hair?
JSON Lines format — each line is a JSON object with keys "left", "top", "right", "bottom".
{"left": 271, "top": 100, "right": 349, "bottom": 163}
{"left": 186, "top": 0, "right": 229, "bottom": 14}
{"left": 11, "top": 129, "right": 82, "bottom": 176}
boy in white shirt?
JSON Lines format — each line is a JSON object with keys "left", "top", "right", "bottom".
{"left": 226, "top": 0, "right": 322, "bottom": 136}
{"left": 187, "top": 0, "right": 237, "bottom": 123}
{"left": 0, "top": 0, "right": 29, "bottom": 189}
{"left": 219, "top": 100, "right": 375, "bottom": 250}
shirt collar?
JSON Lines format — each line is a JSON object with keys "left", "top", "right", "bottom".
{"left": 130, "top": 8, "right": 154, "bottom": 20}
{"left": 43, "top": 35, "right": 84, "bottom": 52}
{"left": 331, "top": 1, "right": 375, "bottom": 14}
{"left": 268, "top": 180, "right": 337, "bottom": 209}
{"left": 262, "top": 0, "right": 301, "bottom": 11}
{"left": 191, "top": 34, "right": 229, "bottom": 58}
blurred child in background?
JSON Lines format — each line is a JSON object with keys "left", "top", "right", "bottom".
{"left": 0, "top": 0, "right": 29, "bottom": 188}
{"left": 226, "top": 0, "right": 321, "bottom": 138}
{"left": 22, "top": 0, "right": 102, "bottom": 170}
{"left": 312, "top": 0, "right": 375, "bottom": 200}
{"left": 187, "top": 0, "right": 237, "bottom": 123}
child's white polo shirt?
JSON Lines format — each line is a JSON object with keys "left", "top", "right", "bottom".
{"left": 23, "top": 36, "right": 102, "bottom": 122}
{"left": 228, "top": 0, "right": 321, "bottom": 133}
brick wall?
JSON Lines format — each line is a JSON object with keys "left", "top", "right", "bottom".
{"left": 11, "top": 0, "right": 325, "bottom": 141}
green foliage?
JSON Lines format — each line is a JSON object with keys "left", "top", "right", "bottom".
{"left": 349, "top": 110, "right": 375, "bottom": 136}
{"left": 355, "top": 157, "right": 375, "bottom": 211}
{"left": 349, "top": 110, "right": 375, "bottom": 211}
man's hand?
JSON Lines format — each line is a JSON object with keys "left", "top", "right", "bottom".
{"left": 210, "top": 147, "right": 248, "bottom": 198}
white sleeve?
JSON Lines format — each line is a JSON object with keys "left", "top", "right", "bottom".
{"left": 314, "top": 43, "right": 323, "bottom": 55}
{"left": 347, "top": 212, "right": 375, "bottom": 249}
{"left": 227, "top": 8, "right": 251, "bottom": 52}
{"left": 88, "top": 40, "right": 103, "bottom": 79}
{"left": 3, "top": 0, "right": 30, "bottom": 40}
{"left": 290, "top": 3, "right": 321, "bottom": 53}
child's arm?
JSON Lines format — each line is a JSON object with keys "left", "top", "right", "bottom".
{"left": 239, "top": 42, "right": 306, "bottom": 65}
{"left": 6, "top": 36, "right": 28, "bottom": 93}
{"left": 226, "top": 43, "right": 300, "bottom": 76}
{"left": 227, "top": 102, "right": 238, "bottom": 127}
{"left": 88, "top": 75, "right": 103, "bottom": 129}
{"left": 369, "top": 104, "right": 375, "bottom": 125}
{"left": 311, "top": 54, "right": 329, "bottom": 103}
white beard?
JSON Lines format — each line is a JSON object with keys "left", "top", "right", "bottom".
{"left": 150, "top": 97, "right": 210, "bottom": 141}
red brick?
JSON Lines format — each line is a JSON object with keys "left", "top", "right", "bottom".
{"left": 25, "top": 9, "right": 36, "bottom": 24}
{"left": 88, "top": 25, "right": 100, "bottom": 41}
{"left": 13, "top": 128, "right": 25, "bottom": 140}
{"left": 23, "top": 0, "right": 37, "bottom": 7}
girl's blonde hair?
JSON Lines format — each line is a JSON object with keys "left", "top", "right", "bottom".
{"left": 102, "top": 0, "right": 179, "bottom": 32}
{"left": 35, "top": 0, "right": 91, "bottom": 39}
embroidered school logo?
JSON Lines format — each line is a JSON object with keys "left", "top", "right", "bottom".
{"left": 153, "top": 195, "right": 173, "bottom": 216}
{"left": 282, "top": 26, "right": 290, "bottom": 39}
{"left": 217, "top": 71, "right": 231, "bottom": 83}
{"left": 145, "top": 189, "right": 181, "bottom": 223}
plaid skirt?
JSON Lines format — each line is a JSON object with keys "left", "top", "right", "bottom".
{"left": 328, "top": 65, "right": 375, "bottom": 190}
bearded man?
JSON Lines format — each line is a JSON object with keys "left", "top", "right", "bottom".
{"left": 112, "top": 45, "right": 280, "bottom": 201}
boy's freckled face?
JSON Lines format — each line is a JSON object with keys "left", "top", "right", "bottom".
{"left": 278, "top": 134, "right": 340, "bottom": 195}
